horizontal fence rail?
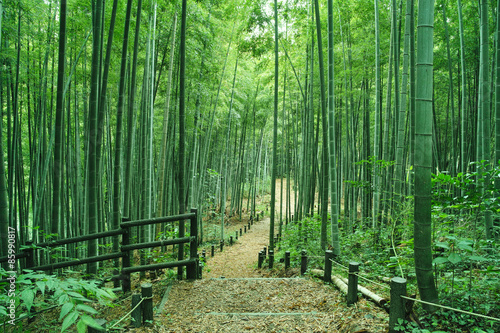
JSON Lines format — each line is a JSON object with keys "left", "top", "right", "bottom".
{"left": 0, "top": 209, "right": 199, "bottom": 291}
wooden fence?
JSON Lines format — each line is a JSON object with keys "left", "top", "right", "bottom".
{"left": 0, "top": 208, "right": 200, "bottom": 291}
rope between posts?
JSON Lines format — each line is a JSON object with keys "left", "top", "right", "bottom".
{"left": 328, "top": 258, "right": 390, "bottom": 290}
{"left": 329, "top": 258, "right": 349, "bottom": 271}
{"left": 400, "top": 296, "right": 500, "bottom": 323}
{"left": 353, "top": 273, "right": 391, "bottom": 290}
{"left": 108, "top": 296, "right": 153, "bottom": 329}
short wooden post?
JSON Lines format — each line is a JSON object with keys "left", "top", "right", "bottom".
{"left": 240, "top": 228, "right": 242, "bottom": 236}
{"left": 347, "top": 262, "right": 360, "bottom": 305}
{"left": 250, "top": 216, "right": 253, "bottom": 225}
{"left": 141, "top": 283, "right": 153, "bottom": 324}
{"left": 230, "top": 236, "right": 233, "bottom": 245}
{"left": 300, "top": 250, "right": 308, "bottom": 275}
{"left": 131, "top": 293, "right": 142, "bottom": 328}
{"left": 244, "top": 225, "right": 247, "bottom": 233}
{"left": 219, "top": 240, "right": 224, "bottom": 252}
{"left": 285, "top": 251, "right": 290, "bottom": 269}
{"left": 235, "top": 231, "right": 238, "bottom": 240}
{"left": 268, "top": 250, "right": 274, "bottom": 269}
{"left": 202, "top": 250, "right": 206, "bottom": 261}
{"left": 258, "top": 251, "right": 264, "bottom": 268}
{"left": 248, "top": 222, "right": 251, "bottom": 230}
{"left": 263, "top": 247, "right": 267, "bottom": 256}
{"left": 324, "top": 250, "right": 333, "bottom": 283}
{"left": 88, "top": 319, "right": 107, "bottom": 333}
{"left": 389, "top": 277, "right": 407, "bottom": 333}
{"left": 211, "top": 245, "right": 215, "bottom": 257}
{"left": 187, "top": 208, "right": 199, "bottom": 280}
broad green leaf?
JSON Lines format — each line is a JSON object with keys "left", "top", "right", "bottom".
{"left": 81, "top": 314, "right": 104, "bottom": 330}
{"left": 76, "top": 319, "right": 86, "bottom": 333}
{"left": 448, "top": 252, "right": 462, "bottom": 264}
{"left": 433, "top": 257, "right": 449, "bottom": 265}
{"left": 76, "top": 304, "right": 98, "bottom": 315}
{"left": 457, "top": 240, "right": 473, "bottom": 252}
{"left": 67, "top": 291, "right": 91, "bottom": 302}
{"left": 435, "top": 242, "right": 450, "bottom": 249}
{"left": 61, "top": 311, "right": 79, "bottom": 332}
{"left": 58, "top": 293, "right": 69, "bottom": 305}
{"left": 36, "top": 281, "right": 46, "bottom": 296}
{"left": 59, "top": 303, "right": 74, "bottom": 321}
{"left": 21, "top": 289, "right": 35, "bottom": 312}
{"left": 0, "top": 306, "right": 7, "bottom": 316}
{"left": 467, "top": 255, "right": 488, "bottom": 261}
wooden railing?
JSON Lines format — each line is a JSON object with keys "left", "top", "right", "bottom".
{"left": 0, "top": 208, "right": 199, "bottom": 291}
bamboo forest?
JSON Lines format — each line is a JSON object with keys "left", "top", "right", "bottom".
{"left": 1, "top": 0, "right": 500, "bottom": 331}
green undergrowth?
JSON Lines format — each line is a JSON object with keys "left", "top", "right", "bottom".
{"left": 272, "top": 164, "right": 500, "bottom": 332}
{"left": 0, "top": 269, "right": 117, "bottom": 332}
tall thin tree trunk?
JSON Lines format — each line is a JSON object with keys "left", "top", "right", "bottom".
{"left": 52, "top": 0, "right": 67, "bottom": 236}
{"left": 87, "top": 0, "right": 103, "bottom": 274}
{"left": 328, "top": 0, "right": 340, "bottom": 256}
{"left": 313, "top": 0, "right": 329, "bottom": 251}
{"left": 177, "top": 0, "right": 187, "bottom": 279}
{"left": 414, "top": 0, "right": 439, "bottom": 310}
{"left": 270, "top": 0, "right": 278, "bottom": 251}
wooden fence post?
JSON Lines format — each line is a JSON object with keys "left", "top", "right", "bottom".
{"left": 258, "top": 251, "right": 264, "bottom": 268}
{"left": 300, "top": 250, "right": 308, "bottom": 275}
{"left": 235, "top": 231, "right": 238, "bottom": 240}
{"left": 244, "top": 226, "right": 247, "bottom": 233}
{"left": 230, "top": 236, "right": 233, "bottom": 245}
{"left": 87, "top": 319, "right": 107, "bottom": 333}
{"left": 187, "top": 208, "right": 198, "bottom": 280}
{"left": 219, "top": 240, "right": 224, "bottom": 252}
{"left": 389, "top": 277, "right": 407, "bottom": 333}
{"left": 248, "top": 222, "right": 251, "bottom": 230}
{"left": 211, "top": 245, "right": 215, "bottom": 257}
{"left": 268, "top": 250, "right": 274, "bottom": 269}
{"left": 285, "top": 251, "right": 290, "bottom": 269}
{"left": 347, "top": 262, "right": 359, "bottom": 305}
{"left": 324, "top": 250, "right": 333, "bottom": 283}
{"left": 121, "top": 223, "right": 131, "bottom": 292}
{"left": 141, "top": 283, "right": 153, "bottom": 324}
{"left": 131, "top": 293, "right": 142, "bottom": 328}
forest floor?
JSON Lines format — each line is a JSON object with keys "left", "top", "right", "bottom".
{"left": 127, "top": 213, "right": 389, "bottom": 333}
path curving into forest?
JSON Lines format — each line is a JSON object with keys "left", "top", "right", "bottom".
{"left": 130, "top": 180, "right": 387, "bottom": 332}
{"left": 204, "top": 217, "right": 271, "bottom": 278}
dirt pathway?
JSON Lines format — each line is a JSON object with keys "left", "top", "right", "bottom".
{"left": 134, "top": 180, "right": 388, "bottom": 332}
{"left": 204, "top": 218, "right": 271, "bottom": 278}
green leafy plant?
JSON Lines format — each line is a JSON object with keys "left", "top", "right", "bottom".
{"left": 0, "top": 269, "right": 116, "bottom": 332}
